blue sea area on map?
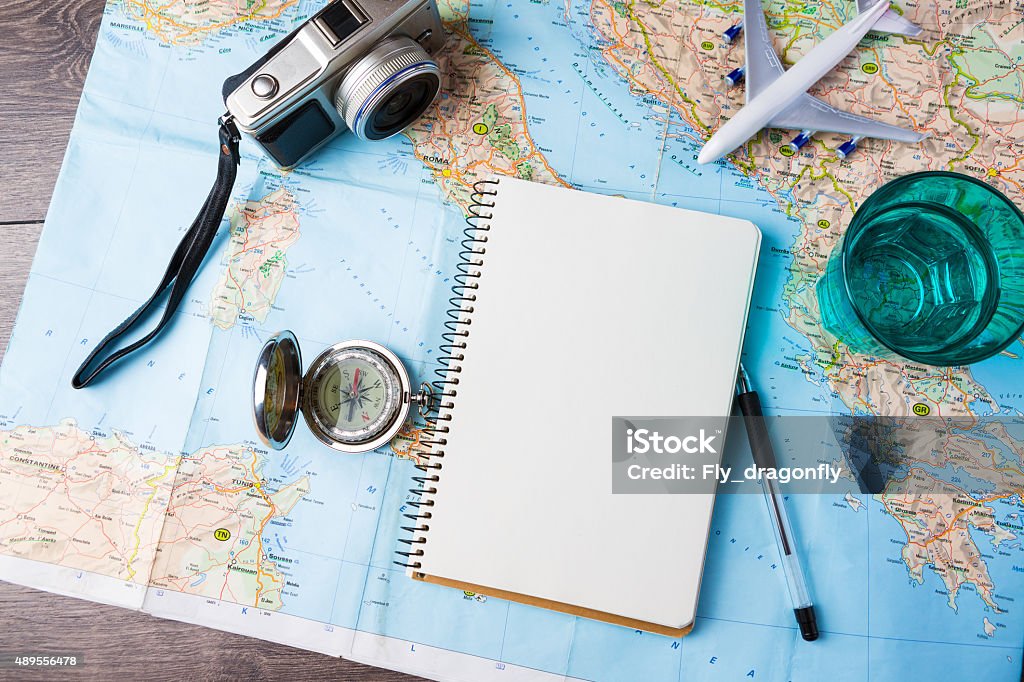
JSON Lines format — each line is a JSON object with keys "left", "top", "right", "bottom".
{"left": 969, "top": 350, "right": 1024, "bottom": 415}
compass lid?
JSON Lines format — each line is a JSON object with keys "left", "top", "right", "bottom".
{"left": 253, "top": 330, "right": 303, "bottom": 450}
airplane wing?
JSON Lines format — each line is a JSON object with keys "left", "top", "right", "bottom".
{"left": 767, "top": 93, "right": 928, "bottom": 142}
{"left": 856, "top": 0, "right": 923, "bottom": 36}
{"left": 742, "top": 0, "right": 785, "bottom": 102}
{"left": 740, "top": 0, "right": 919, "bottom": 101}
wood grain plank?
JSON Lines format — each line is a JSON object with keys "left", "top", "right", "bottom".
{"left": 0, "top": 582, "right": 421, "bottom": 680}
{"left": 0, "top": 0, "right": 105, "bottom": 222}
{"left": 0, "top": 222, "right": 43, "bottom": 361}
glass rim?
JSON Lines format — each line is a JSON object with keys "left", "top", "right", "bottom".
{"left": 839, "top": 170, "right": 1024, "bottom": 365}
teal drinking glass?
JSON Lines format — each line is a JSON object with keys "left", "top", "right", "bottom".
{"left": 816, "top": 171, "right": 1024, "bottom": 366}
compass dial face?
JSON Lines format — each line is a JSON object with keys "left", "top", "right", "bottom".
{"left": 303, "top": 345, "right": 404, "bottom": 448}
{"left": 319, "top": 359, "right": 389, "bottom": 430}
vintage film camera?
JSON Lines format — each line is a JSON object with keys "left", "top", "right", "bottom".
{"left": 74, "top": 0, "right": 447, "bottom": 388}
{"left": 223, "top": 0, "right": 446, "bottom": 169}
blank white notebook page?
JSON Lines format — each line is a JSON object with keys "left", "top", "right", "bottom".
{"left": 416, "top": 176, "right": 760, "bottom": 630}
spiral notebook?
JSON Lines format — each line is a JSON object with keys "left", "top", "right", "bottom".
{"left": 398, "top": 176, "right": 761, "bottom": 636}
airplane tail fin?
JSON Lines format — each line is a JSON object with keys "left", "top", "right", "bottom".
{"left": 855, "top": 0, "right": 923, "bottom": 36}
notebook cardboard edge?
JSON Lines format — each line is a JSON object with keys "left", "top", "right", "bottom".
{"left": 413, "top": 572, "right": 693, "bottom": 638}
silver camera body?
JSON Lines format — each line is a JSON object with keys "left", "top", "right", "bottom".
{"left": 224, "top": 0, "right": 445, "bottom": 169}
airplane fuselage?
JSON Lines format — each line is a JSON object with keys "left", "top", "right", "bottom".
{"left": 697, "top": 1, "right": 890, "bottom": 165}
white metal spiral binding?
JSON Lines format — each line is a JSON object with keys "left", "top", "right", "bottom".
{"left": 394, "top": 178, "right": 499, "bottom": 573}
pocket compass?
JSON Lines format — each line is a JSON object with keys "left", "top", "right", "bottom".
{"left": 252, "top": 331, "right": 433, "bottom": 453}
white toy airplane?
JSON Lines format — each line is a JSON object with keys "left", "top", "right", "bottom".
{"left": 697, "top": 0, "right": 928, "bottom": 164}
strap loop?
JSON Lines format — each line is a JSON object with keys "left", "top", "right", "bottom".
{"left": 71, "top": 116, "right": 241, "bottom": 389}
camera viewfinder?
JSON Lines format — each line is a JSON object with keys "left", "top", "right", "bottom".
{"left": 317, "top": 1, "right": 368, "bottom": 46}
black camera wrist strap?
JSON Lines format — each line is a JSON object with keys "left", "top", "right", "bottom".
{"left": 71, "top": 116, "right": 241, "bottom": 389}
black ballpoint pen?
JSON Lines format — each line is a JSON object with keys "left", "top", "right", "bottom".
{"left": 736, "top": 363, "right": 819, "bottom": 642}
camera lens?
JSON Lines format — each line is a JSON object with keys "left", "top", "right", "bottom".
{"left": 335, "top": 37, "right": 441, "bottom": 142}
{"left": 369, "top": 78, "right": 433, "bottom": 138}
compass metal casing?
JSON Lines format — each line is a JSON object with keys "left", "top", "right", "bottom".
{"left": 253, "top": 333, "right": 413, "bottom": 454}
{"left": 301, "top": 340, "right": 413, "bottom": 453}
{"left": 252, "top": 330, "right": 303, "bottom": 450}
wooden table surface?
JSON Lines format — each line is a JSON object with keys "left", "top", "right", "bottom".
{"left": 0, "top": 2, "right": 420, "bottom": 679}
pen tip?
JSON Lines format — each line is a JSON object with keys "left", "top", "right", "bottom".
{"left": 736, "top": 363, "right": 752, "bottom": 395}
